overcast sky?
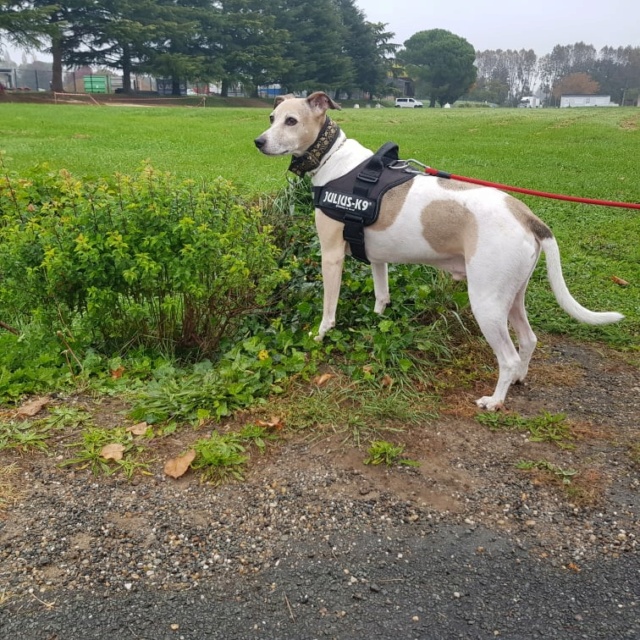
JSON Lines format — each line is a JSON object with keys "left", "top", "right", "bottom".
{"left": 356, "top": 0, "right": 639, "bottom": 55}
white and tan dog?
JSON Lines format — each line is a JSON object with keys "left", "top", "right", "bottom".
{"left": 255, "top": 91, "right": 623, "bottom": 410}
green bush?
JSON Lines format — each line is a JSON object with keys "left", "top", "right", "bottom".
{"left": 0, "top": 164, "right": 288, "bottom": 357}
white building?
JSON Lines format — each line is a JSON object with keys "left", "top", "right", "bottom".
{"left": 560, "top": 95, "right": 617, "bottom": 108}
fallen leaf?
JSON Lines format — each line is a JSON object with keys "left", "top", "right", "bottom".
{"left": 256, "top": 416, "right": 284, "bottom": 431}
{"left": 611, "top": 275, "right": 629, "bottom": 287}
{"left": 101, "top": 443, "right": 125, "bottom": 461}
{"left": 164, "top": 449, "right": 196, "bottom": 479}
{"left": 566, "top": 562, "right": 581, "bottom": 573}
{"left": 313, "top": 373, "right": 334, "bottom": 386}
{"left": 381, "top": 374, "right": 394, "bottom": 388}
{"left": 127, "top": 421, "right": 148, "bottom": 436}
{"left": 17, "top": 397, "right": 50, "bottom": 417}
{"left": 111, "top": 366, "right": 125, "bottom": 379}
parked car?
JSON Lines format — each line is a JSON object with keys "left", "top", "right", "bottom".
{"left": 395, "top": 97, "right": 424, "bottom": 108}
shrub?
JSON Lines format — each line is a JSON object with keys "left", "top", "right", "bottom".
{"left": 0, "top": 164, "right": 288, "bottom": 357}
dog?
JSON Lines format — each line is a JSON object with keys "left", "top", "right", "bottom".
{"left": 254, "top": 91, "right": 623, "bottom": 410}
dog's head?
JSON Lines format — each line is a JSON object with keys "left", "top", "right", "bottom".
{"left": 254, "top": 91, "right": 341, "bottom": 157}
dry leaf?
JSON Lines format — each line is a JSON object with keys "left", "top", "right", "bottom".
{"left": 17, "top": 397, "right": 50, "bottom": 417}
{"left": 611, "top": 275, "right": 629, "bottom": 287}
{"left": 314, "top": 373, "right": 334, "bottom": 386}
{"left": 566, "top": 562, "right": 581, "bottom": 573}
{"left": 111, "top": 366, "right": 125, "bottom": 379}
{"left": 164, "top": 449, "right": 196, "bottom": 479}
{"left": 256, "top": 416, "right": 284, "bottom": 431}
{"left": 381, "top": 374, "right": 394, "bottom": 388}
{"left": 101, "top": 443, "right": 125, "bottom": 461}
{"left": 127, "top": 421, "right": 148, "bottom": 436}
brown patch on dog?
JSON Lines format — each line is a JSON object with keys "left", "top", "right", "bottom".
{"left": 437, "top": 177, "right": 482, "bottom": 191}
{"left": 506, "top": 196, "right": 553, "bottom": 240}
{"left": 421, "top": 200, "right": 478, "bottom": 257}
{"left": 371, "top": 180, "right": 414, "bottom": 231}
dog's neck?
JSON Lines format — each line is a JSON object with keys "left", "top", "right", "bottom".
{"left": 288, "top": 117, "right": 342, "bottom": 177}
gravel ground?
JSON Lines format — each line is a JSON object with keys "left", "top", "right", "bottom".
{"left": 1, "top": 337, "right": 638, "bottom": 639}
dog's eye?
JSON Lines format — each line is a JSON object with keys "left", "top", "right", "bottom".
{"left": 285, "top": 117, "right": 298, "bottom": 126}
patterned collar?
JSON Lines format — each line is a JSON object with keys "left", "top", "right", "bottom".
{"left": 288, "top": 117, "right": 342, "bottom": 177}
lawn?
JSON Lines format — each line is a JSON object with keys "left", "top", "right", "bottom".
{"left": 1, "top": 102, "right": 639, "bottom": 347}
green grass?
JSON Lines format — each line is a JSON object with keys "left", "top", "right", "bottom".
{"left": 1, "top": 103, "right": 638, "bottom": 347}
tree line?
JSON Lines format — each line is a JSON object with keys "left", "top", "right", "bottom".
{"left": 1, "top": 1, "right": 639, "bottom": 106}
{"left": 472, "top": 43, "right": 640, "bottom": 106}
{"left": 0, "top": 0, "right": 396, "bottom": 97}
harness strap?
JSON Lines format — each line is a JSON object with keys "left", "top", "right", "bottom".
{"left": 312, "top": 142, "right": 416, "bottom": 264}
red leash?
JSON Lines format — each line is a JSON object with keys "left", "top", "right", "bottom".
{"left": 421, "top": 165, "right": 640, "bottom": 210}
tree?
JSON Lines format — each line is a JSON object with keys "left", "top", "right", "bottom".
{"left": 143, "top": 0, "right": 213, "bottom": 96}
{"left": 273, "top": 0, "right": 353, "bottom": 93}
{"left": 0, "top": 0, "right": 52, "bottom": 50}
{"left": 66, "top": 0, "right": 161, "bottom": 93}
{"left": 399, "top": 29, "right": 476, "bottom": 107}
{"left": 465, "top": 76, "right": 510, "bottom": 106}
{"left": 552, "top": 72, "right": 600, "bottom": 99}
{"left": 593, "top": 46, "right": 640, "bottom": 105}
{"left": 471, "top": 49, "right": 537, "bottom": 106}
{"left": 205, "top": 0, "right": 288, "bottom": 98}
{"left": 333, "top": 0, "right": 395, "bottom": 98}
{"left": 539, "top": 42, "right": 597, "bottom": 102}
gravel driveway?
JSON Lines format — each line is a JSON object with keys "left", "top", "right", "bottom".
{"left": 1, "top": 337, "right": 638, "bottom": 639}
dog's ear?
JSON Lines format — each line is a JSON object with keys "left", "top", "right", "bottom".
{"left": 273, "top": 93, "right": 295, "bottom": 107}
{"left": 306, "top": 91, "right": 342, "bottom": 113}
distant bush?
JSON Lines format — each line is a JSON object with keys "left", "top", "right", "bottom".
{"left": 0, "top": 164, "right": 288, "bottom": 357}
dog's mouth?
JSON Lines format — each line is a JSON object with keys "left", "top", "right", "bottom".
{"left": 254, "top": 136, "right": 287, "bottom": 155}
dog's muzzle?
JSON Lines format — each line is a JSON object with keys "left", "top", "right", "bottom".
{"left": 254, "top": 136, "right": 267, "bottom": 151}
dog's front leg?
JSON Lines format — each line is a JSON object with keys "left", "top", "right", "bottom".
{"left": 315, "top": 211, "right": 346, "bottom": 341}
{"left": 371, "top": 262, "right": 390, "bottom": 314}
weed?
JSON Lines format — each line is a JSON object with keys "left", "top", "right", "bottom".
{"left": 128, "top": 334, "right": 309, "bottom": 424}
{"left": 516, "top": 459, "right": 578, "bottom": 485}
{"left": 364, "top": 440, "right": 420, "bottom": 467}
{"left": 0, "top": 419, "right": 51, "bottom": 452}
{"left": 39, "top": 406, "right": 92, "bottom": 431}
{"left": 0, "top": 406, "right": 93, "bottom": 453}
{"left": 191, "top": 432, "right": 248, "bottom": 484}
{"left": 237, "top": 424, "right": 280, "bottom": 453}
{"left": 61, "top": 426, "right": 150, "bottom": 478}
{"left": 190, "top": 424, "right": 280, "bottom": 483}
{"left": 476, "top": 411, "right": 575, "bottom": 449}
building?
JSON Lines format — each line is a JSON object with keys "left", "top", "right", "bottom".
{"left": 559, "top": 95, "right": 617, "bottom": 108}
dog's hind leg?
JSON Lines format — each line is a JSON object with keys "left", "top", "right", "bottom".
{"left": 469, "top": 291, "right": 522, "bottom": 411}
{"left": 371, "top": 262, "right": 390, "bottom": 313}
{"left": 508, "top": 286, "right": 537, "bottom": 383}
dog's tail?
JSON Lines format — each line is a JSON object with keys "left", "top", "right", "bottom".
{"left": 541, "top": 237, "right": 624, "bottom": 325}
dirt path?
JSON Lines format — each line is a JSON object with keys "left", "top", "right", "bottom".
{"left": 0, "top": 336, "right": 638, "bottom": 639}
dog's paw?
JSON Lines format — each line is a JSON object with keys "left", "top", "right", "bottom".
{"left": 313, "top": 334, "right": 324, "bottom": 343}
{"left": 374, "top": 299, "right": 389, "bottom": 314}
{"left": 475, "top": 396, "right": 504, "bottom": 412}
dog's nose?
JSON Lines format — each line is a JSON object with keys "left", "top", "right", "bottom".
{"left": 254, "top": 137, "right": 266, "bottom": 150}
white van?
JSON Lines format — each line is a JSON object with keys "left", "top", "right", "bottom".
{"left": 395, "top": 97, "right": 424, "bottom": 108}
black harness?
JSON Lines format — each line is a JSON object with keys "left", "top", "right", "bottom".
{"left": 311, "top": 142, "right": 416, "bottom": 264}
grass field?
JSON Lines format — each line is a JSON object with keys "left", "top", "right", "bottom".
{"left": 1, "top": 102, "right": 639, "bottom": 347}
